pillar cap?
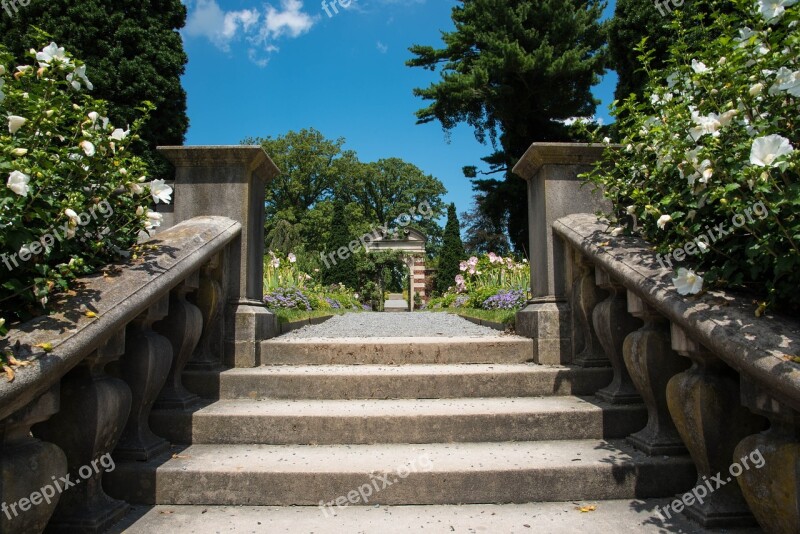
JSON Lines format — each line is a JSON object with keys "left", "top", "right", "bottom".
{"left": 158, "top": 145, "right": 281, "bottom": 183}
{"left": 512, "top": 142, "right": 610, "bottom": 181}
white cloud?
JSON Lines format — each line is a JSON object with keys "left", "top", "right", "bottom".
{"left": 184, "top": 0, "right": 315, "bottom": 64}
{"left": 376, "top": 41, "right": 388, "bottom": 53}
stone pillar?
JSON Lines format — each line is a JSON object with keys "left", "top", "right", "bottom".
{"left": 623, "top": 293, "right": 689, "bottom": 455}
{"left": 112, "top": 297, "right": 173, "bottom": 461}
{"left": 735, "top": 379, "right": 800, "bottom": 533}
{"left": 566, "top": 246, "right": 607, "bottom": 367}
{"left": 592, "top": 267, "right": 642, "bottom": 404}
{"left": 32, "top": 331, "right": 131, "bottom": 533}
{"left": 666, "top": 325, "right": 766, "bottom": 527}
{"left": 512, "top": 143, "right": 611, "bottom": 364}
{"left": 153, "top": 274, "right": 203, "bottom": 411}
{"left": 158, "top": 146, "right": 281, "bottom": 368}
{"left": 0, "top": 388, "right": 67, "bottom": 534}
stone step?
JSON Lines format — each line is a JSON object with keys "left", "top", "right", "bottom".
{"left": 259, "top": 337, "right": 534, "bottom": 365}
{"left": 210, "top": 363, "right": 613, "bottom": 400}
{"left": 150, "top": 396, "right": 646, "bottom": 445}
{"left": 104, "top": 440, "right": 697, "bottom": 506}
{"left": 108, "top": 500, "right": 763, "bottom": 534}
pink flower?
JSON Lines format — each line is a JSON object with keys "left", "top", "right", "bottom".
{"left": 459, "top": 261, "right": 468, "bottom": 271}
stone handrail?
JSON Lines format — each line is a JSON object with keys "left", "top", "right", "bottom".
{"left": 0, "top": 215, "right": 241, "bottom": 533}
{"left": 0, "top": 216, "right": 240, "bottom": 422}
{"left": 553, "top": 211, "right": 800, "bottom": 532}
{"left": 553, "top": 213, "right": 800, "bottom": 413}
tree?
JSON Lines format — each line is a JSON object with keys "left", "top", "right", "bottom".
{"left": 436, "top": 204, "right": 465, "bottom": 295}
{"left": 0, "top": 0, "right": 189, "bottom": 177}
{"left": 245, "top": 128, "right": 355, "bottom": 254}
{"left": 461, "top": 197, "right": 511, "bottom": 255}
{"left": 607, "top": 0, "right": 676, "bottom": 103}
{"left": 340, "top": 158, "right": 446, "bottom": 248}
{"left": 248, "top": 129, "right": 448, "bottom": 260}
{"left": 408, "top": 0, "right": 606, "bottom": 252}
{"left": 322, "top": 199, "right": 359, "bottom": 289}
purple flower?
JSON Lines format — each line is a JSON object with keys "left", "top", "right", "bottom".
{"left": 482, "top": 289, "right": 526, "bottom": 310}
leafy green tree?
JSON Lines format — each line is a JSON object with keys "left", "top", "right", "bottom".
{"left": 0, "top": 0, "right": 189, "bottom": 177}
{"left": 436, "top": 203, "right": 466, "bottom": 295}
{"left": 322, "top": 199, "right": 359, "bottom": 289}
{"left": 408, "top": 0, "right": 606, "bottom": 252}
{"left": 607, "top": 0, "right": 722, "bottom": 104}
{"left": 340, "top": 158, "right": 446, "bottom": 248}
{"left": 248, "top": 129, "right": 448, "bottom": 261}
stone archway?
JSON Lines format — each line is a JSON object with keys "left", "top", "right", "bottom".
{"left": 364, "top": 227, "right": 428, "bottom": 311}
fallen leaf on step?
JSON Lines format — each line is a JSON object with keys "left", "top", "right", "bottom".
{"left": 35, "top": 342, "right": 54, "bottom": 352}
{"left": 577, "top": 505, "right": 597, "bottom": 513}
{"left": 171, "top": 454, "right": 191, "bottom": 459}
{"left": 782, "top": 354, "right": 800, "bottom": 364}
{"left": 3, "top": 365, "right": 14, "bottom": 382}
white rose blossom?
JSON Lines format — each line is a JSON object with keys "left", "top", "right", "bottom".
{"left": 65, "top": 208, "right": 80, "bottom": 226}
{"left": 110, "top": 128, "right": 129, "bottom": 141}
{"left": 673, "top": 268, "right": 704, "bottom": 295}
{"left": 149, "top": 179, "right": 173, "bottom": 204}
{"left": 67, "top": 64, "right": 93, "bottom": 91}
{"left": 79, "top": 140, "right": 95, "bottom": 157}
{"left": 7, "top": 170, "right": 30, "bottom": 197}
{"left": 769, "top": 67, "right": 800, "bottom": 96}
{"left": 750, "top": 134, "right": 794, "bottom": 167}
{"left": 36, "top": 42, "right": 69, "bottom": 67}
{"left": 758, "top": 0, "right": 798, "bottom": 23}
{"left": 691, "top": 59, "right": 710, "bottom": 74}
{"left": 657, "top": 214, "right": 672, "bottom": 230}
{"left": 145, "top": 211, "right": 163, "bottom": 229}
{"left": 8, "top": 115, "right": 26, "bottom": 134}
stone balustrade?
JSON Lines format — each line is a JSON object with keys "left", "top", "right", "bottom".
{"left": 0, "top": 216, "right": 240, "bottom": 533}
{"left": 553, "top": 212, "right": 800, "bottom": 532}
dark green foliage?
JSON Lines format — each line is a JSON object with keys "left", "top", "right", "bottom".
{"left": 461, "top": 196, "right": 511, "bottom": 255}
{"left": 408, "top": 0, "right": 607, "bottom": 252}
{"left": 246, "top": 129, "right": 447, "bottom": 263}
{"left": 436, "top": 204, "right": 465, "bottom": 295}
{"left": 322, "top": 200, "right": 359, "bottom": 289}
{"left": 0, "top": 0, "right": 189, "bottom": 177}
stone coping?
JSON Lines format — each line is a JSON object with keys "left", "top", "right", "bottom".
{"left": 512, "top": 142, "right": 608, "bottom": 181}
{"left": 0, "top": 216, "right": 241, "bottom": 421}
{"left": 158, "top": 146, "right": 281, "bottom": 183}
{"left": 554, "top": 213, "right": 800, "bottom": 413}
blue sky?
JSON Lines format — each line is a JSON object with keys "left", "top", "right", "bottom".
{"left": 181, "top": 0, "right": 618, "bottom": 216}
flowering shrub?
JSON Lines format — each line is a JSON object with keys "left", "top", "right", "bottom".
{"left": 0, "top": 42, "right": 164, "bottom": 329}
{"left": 584, "top": 0, "right": 800, "bottom": 312}
{"left": 263, "top": 250, "right": 310, "bottom": 292}
{"left": 427, "top": 252, "right": 530, "bottom": 312}
{"left": 262, "top": 252, "right": 363, "bottom": 313}
{"left": 456, "top": 253, "right": 529, "bottom": 293}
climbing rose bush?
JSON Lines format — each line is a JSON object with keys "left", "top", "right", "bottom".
{"left": 585, "top": 0, "right": 800, "bottom": 312}
{"left": 0, "top": 42, "right": 165, "bottom": 332}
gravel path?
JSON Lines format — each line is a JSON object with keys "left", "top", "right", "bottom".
{"left": 281, "top": 312, "right": 518, "bottom": 338}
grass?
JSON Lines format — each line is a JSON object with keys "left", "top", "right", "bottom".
{"left": 423, "top": 307, "right": 518, "bottom": 328}
{"left": 273, "top": 308, "right": 362, "bottom": 325}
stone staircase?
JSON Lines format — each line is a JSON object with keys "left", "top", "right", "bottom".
{"left": 105, "top": 336, "right": 698, "bottom": 519}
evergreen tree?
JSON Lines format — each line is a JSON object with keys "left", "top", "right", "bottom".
{"left": 323, "top": 200, "right": 359, "bottom": 289}
{"left": 408, "top": 0, "right": 606, "bottom": 252}
{"left": 436, "top": 203, "right": 465, "bottom": 295}
{"left": 0, "top": 0, "right": 189, "bottom": 177}
{"left": 607, "top": 0, "right": 726, "bottom": 103}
